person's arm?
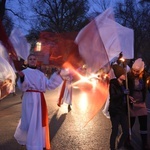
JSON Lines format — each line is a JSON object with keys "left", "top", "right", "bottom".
{"left": 46, "top": 71, "right": 63, "bottom": 90}
{"left": 17, "top": 71, "right": 25, "bottom": 83}
{"left": 17, "top": 71, "right": 29, "bottom": 91}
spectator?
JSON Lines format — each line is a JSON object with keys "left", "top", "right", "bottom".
{"left": 109, "top": 64, "right": 129, "bottom": 150}
{"left": 127, "top": 58, "right": 149, "bottom": 150}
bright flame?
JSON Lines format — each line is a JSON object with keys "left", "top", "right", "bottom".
{"left": 119, "top": 57, "right": 125, "bottom": 62}
{"left": 72, "top": 75, "right": 91, "bottom": 87}
{"left": 62, "top": 61, "right": 108, "bottom": 90}
{"left": 90, "top": 78, "right": 98, "bottom": 90}
{"left": 103, "top": 73, "right": 108, "bottom": 79}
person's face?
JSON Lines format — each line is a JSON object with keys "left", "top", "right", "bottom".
{"left": 118, "top": 74, "right": 126, "bottom": 85}
{"left": 132, "top": 68, "right": 141, "bottom": 77}
{"left": 28, "top": 55, "right": 37, "bottom": 67}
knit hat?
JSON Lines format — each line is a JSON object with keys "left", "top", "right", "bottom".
{"left": 112, "top": 64, "right": 125, "bottom": 78}
{"left": 132, "top": 58, "right": 144, "bottom": 72}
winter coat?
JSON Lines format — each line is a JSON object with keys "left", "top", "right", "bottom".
{"left": 127, "top": 70, "right": 149, "bottom": 116}
{"left": 108, "top": 78, "right": 127, "bottom": 117}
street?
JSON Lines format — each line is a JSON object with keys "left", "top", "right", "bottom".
{"left": 0, "top": 86, "right": 150, "bottom": 150}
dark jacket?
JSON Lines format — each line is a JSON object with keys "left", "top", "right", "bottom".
{"left": 108, "top": 78, "right": 127, "bottom": 117}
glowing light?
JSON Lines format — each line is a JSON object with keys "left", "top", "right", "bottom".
{"left": 72, "top": 73, "right": 100, "bottom": 90}
{"left": 78, "top": 92, "right": 88, "bottom": 113}
{"left": 90, "top": 78, "right": 98, "bottom": 90}
{"left": 72, "top": 75, "right": 91, "bottom": 87}
{"left": 36, "top": 42, "right": 41, "bottom": 51}
{"left": 103, "top": 73, "right": 108, "bottom": 79}
{"left": 89, "top": 73, "right": 99, "bottom": 79}
{"left": 62, "top": 61, "right": 108, "bottom": 90}
{"left": 119, "top": 57, "right": 125, "bottom": 62}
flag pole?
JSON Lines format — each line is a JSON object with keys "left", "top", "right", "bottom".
{"left": 125, "top": 63, "right": 132, "bottom": 141}
{"left": 119, "top": 55, "right": 132, "bottom": 141}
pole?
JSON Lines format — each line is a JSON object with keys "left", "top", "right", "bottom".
{"left": 125, "top": 64, "right": 132, "bottom": 140}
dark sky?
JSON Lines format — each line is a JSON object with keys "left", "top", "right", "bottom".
{"left": 5, "top": 0, "right": 144, "bottom": 35}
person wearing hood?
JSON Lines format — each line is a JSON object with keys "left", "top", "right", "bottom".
{"left": 127, "top": 58, "right": 149, "bottom": 150}
{"left": 109, "top": 64, "right": 129, "bottom": 150}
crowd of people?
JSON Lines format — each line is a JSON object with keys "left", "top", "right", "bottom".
{"left": 107, "top": 58, "right": 150, "bottom": 150}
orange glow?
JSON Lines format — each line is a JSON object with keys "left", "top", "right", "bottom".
{"left": 72, "top": 82, "right": 109, "bottom": 127}
{"left": 61, "top": 61, "right": 109, "bottom": 126}
{"left": 119, "top": 57, "right": 125, "bottom": 62}
{"left": 78, "top": 92, "right": 88, "bottom": 113}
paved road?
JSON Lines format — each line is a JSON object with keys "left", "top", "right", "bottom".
{"left": 0, "top": 87, "right": 150, "bottom": 150}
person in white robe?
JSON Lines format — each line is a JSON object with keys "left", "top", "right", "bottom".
{"left": 57, "top": 69, "right": 73, "bottom": 111}
{"left": 14, "top": 54, "right": 63, "bottom": 150}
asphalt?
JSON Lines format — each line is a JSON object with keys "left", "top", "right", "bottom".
{"left": 0, "top": 87, "right": 150, "bottom": 150}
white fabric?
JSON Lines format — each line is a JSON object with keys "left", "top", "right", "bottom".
{"left": 14, "top": 68, "right": 63, "bottom": 150}
{"left": 75, "top": 8, "right": 134, "bottom": 73}
{"left": 60, "top": 75, "right": 73, "bottom": 105}
{"left": 0, "top": 42, "right": 9, "bottom": 62}
{"left": 95, "top": 9, "right": 134, "bottom": 60}
{"left": 9, "top": 28, "right": 30, "bottom": 61}
{"left": 0, "top": 42, "right": 16, "bottom": 72}
{"left": 102, "top": 95, "right": 110, "bottom": 119}
{"left": 0, "top": 55, "right": 16, "bottom": 99}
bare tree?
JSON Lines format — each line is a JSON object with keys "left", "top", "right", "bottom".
{"left": 0, "top": 0, "right": 13, "bottom": 35}
{"left": 0, "top": 0, "right": 6, "bottom": 20}
{"left": 87, "top": 0, "right": 111, "bottom": 19}
{"left": 2, "top": 13, "right": 13, "bottom": 35}
{"left": 114, "top": 0, "right": 150, "bottom": 69}
{"left": 29, "top": 0, "right": 89, "bottom": 33}
{"left": 0, "top": 0, "right": 27, "bottom": 35}
{"left": 90, "top": 0, "right": 111, "bottom": 12}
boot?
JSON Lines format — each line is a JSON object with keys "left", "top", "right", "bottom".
{"left": 68, "top": 104, "right": 71, "bottom": 112}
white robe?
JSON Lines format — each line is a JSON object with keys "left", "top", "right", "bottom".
{"left": 61, "top": 79, "right": 72, "bottom": 105}
{"left": 14, "top": 68, "right": 62, "bottom": 150}
{"left": 58, "top": 74, "right": 73, "bottom": 106}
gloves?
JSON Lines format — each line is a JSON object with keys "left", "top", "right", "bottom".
{"left": 123, "top": 89, "right": 129, "bottom": 95}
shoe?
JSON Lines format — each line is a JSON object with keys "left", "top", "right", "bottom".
{"left": 102, "top": 110, "right": 110, "bottom": 119}
{"left": 57, "top": 103, "right": 61, "bottom": 107}
{"left": 68, "top": 105, "right": 71, "bottom": 112}
{"left": 13, "top": 92, "right": 17, "bottom": 96}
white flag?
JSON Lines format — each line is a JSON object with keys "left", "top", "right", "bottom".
{"left": 9, "top": 28, "right": 30, "bottom": 60}
{"left": 0, "top": 56, "right": 16, "bottom": 100}
{"left": 75, "top": 8, "right": 134, "bottom": 72}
